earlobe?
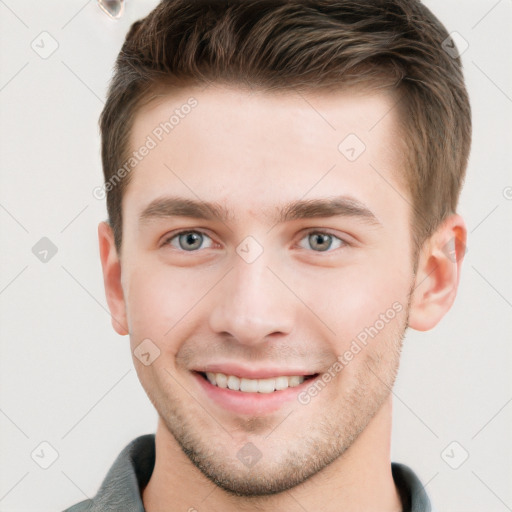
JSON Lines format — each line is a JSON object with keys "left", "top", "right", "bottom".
{"left": 98, "top": 221, "right": 129, "bottom": 336}
{"left": 408, "top": 214, "right": 467, "bottom": 332}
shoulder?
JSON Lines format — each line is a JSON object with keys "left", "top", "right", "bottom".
{"left": 392, "top": 461, "right": 437, "bottom": 512}
{"left": 63, "top": 500, "right": 92, "bottom": 512}
{"left": 62, "top": 434, "right": 155, "bottom": 512}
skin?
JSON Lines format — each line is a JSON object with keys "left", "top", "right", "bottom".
{"left": 98, "top": 84, "right": 466, "bottom": 512}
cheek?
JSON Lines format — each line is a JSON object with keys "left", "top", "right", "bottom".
{"left": 124, "top": 266, "right": 184, "bottom": 342}
{"left": 312, "top": 260, "right": 412, "bottom": 351}
{"left": 124, "top": 264, "right": 220, "bottom": 345}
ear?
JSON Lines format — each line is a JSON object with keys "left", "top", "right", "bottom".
{"left": 408, "top": 214, "right": 467, "bottom": 331}
{"left": 98, "top": 221, "right": 129, "bottom": 336}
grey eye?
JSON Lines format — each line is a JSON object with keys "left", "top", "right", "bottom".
{"left": 168, "top": 231, "right": 213, "bottom": 251}
{"left": 298, "top": 232, "right": 345, "bottom": 252}
{"left": 308, "top": 233, "right": 333, "bottom": 251}
{"left": 179, "top": 232, "right": 202, "bottom": 251}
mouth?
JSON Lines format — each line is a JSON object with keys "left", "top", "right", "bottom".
{"left": 192, "top": 370, "right": 321, "bottom": 415}
{"left": 196, "top": 371, "right": 319, "bottom": 393}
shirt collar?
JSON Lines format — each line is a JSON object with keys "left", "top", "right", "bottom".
{"left": 76, "top": 434, "right": 434, "bottom": 512}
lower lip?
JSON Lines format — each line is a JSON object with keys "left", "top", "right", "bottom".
{"left": 192, "top": 372, "right": 319, "bottom": 415}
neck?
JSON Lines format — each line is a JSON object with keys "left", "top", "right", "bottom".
{"left": 143, "top": 396, "right": 402, "bottom": 512}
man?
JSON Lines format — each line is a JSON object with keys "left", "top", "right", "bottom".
{"left": 65, "top": 0, "right": 470, "bottom": 510}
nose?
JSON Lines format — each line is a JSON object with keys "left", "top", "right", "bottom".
{"left": 208, "top": 253, "right": 295, "bottom": 346}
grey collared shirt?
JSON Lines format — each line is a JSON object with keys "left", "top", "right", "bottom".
{"left": 63, "top": 434, "right": 438, "bottom": 512}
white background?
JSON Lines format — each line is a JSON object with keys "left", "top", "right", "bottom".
{"left": 0, "top": 1, "right": 511, "bottom": 510}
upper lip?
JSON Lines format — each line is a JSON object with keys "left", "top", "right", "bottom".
{"left": 193, "top": 363, "right": 318, "bottom": 380}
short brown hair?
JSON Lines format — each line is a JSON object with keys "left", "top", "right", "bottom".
{"left": 99, "top": 0, "right": 471, "bottom": 255}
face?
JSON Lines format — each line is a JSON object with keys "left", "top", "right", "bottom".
{"left": 111, "top": 84, "right": 418, "bottom": 495}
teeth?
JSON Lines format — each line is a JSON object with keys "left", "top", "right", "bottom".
{"left": 227, "top": 375, "right": 240, "bottom": 391}
{"left": 204, "top": 372, "right": 306, "bottom": 393}
{"left": 215, "top": 373, "right": 227, "bottom": 388}
{"left": 240, "top": 378, "right": 259, "bottom": 393}
{"left": 275, "top": 376, "right": 289, "bottom": 390}
{"left": 288, "top": 375, "right": 302, "bottom": 387}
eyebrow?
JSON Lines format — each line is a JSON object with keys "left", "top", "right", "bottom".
{"left": 138, "top": 195, "right": 381, "bottom": 226}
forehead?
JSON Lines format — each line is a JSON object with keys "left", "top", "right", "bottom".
{"left": 123, "top": 84, "right": 407, "bottom": 222}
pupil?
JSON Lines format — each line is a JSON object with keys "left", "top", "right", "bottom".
{"left": 180, "top": 232, "right": 202, "bottom": 250}
{"left": 311, "top": 233, "right": 331, "bottom": 251}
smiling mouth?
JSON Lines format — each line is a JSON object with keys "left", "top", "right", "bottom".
{"left": 196, "top": 371, "right": 319, "bottom": 394}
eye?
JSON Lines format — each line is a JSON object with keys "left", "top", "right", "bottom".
{"left": 164, "top": 230, "right": 214, "bottom": 251}
{"left": 298, "top": 231, "right": 346, "bottom": 252}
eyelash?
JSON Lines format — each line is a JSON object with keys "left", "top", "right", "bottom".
{"left": 161, "top": 229, "right": 350, "bottom": 253}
